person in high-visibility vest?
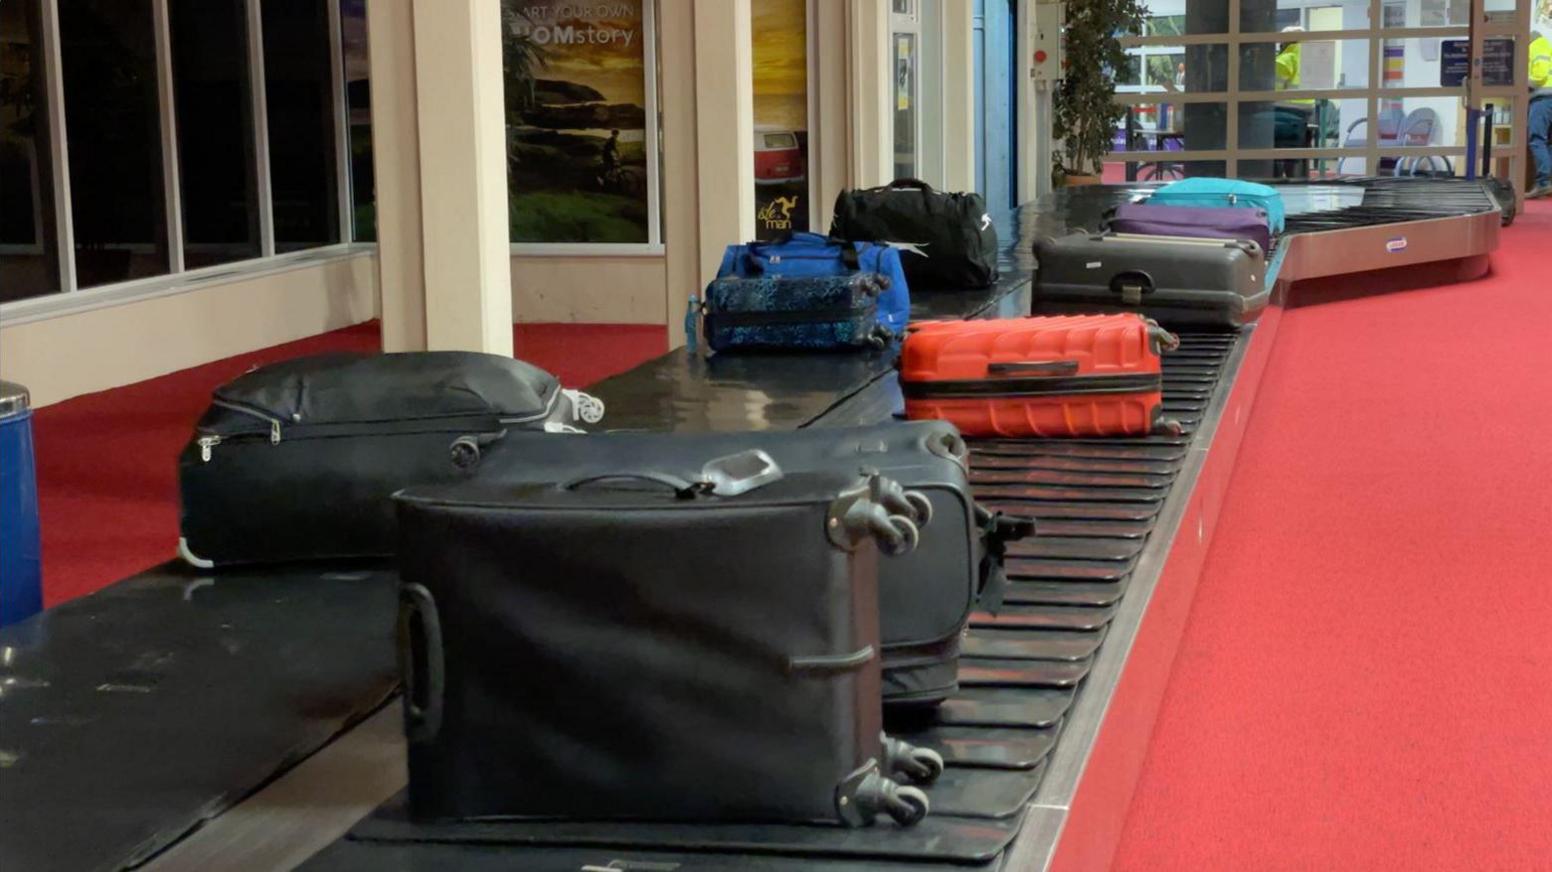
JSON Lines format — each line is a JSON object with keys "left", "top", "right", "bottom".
{"left": 1529, "top": 31, "right": 1552, "bottom": 198}
{"left": 1273, "top": 26, "right": 1314, "bottom": 178}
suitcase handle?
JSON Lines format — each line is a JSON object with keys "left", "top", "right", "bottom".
{"left": 397, "top": 583, "right": 444, "bottom": 743}
{"left": 1109, "top": 270, "right": 1154, "bottom": 293}
{"left": 561, "top": 472, "right": 713, "bottom": 499}
{"left": 986, "top": 360, "right": 1081, "bottom": 377}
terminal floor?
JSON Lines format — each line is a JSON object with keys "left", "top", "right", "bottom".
{"left": 1113, "top": 198, "right": 1552, "bottom": 870}
{"left": 31, "top": 321, "right": 666, "bottom": 606}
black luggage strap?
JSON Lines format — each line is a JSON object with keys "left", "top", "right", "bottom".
{"left": 561, "top": 473, "right": 713, "bottom": 500}
{"left": 974, "top": 507, "right": 1036, "bottom": 614}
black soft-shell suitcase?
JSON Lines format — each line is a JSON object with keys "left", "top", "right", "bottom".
{"left": 475, "top": 422, "right": 1032, "bottom": 707}
{"left": 1033, "top": 232, "right": 1268, "bottom": 328}
{"left": 394, "top": 467, "right": 935, "bottom": 827}
{"left": 178, "top": 351, "right": 603, "bottom": 567}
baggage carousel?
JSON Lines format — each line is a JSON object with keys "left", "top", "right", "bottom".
{"left": 0, "top": 177, "right": 1506, "bottom": 872}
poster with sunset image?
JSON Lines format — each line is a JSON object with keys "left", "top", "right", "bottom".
{"left": 752, "top": 0, "right": 809, "bottom": 240}
{"left": 502, "top": 0, "right": 651, "bottom": 244}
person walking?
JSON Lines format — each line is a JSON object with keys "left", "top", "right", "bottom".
{"left": 1274, "top": 26, "right": 1315, "bottom": 179}
{"left": 1529, "top": 31, "right": 1552, "bottom": 198}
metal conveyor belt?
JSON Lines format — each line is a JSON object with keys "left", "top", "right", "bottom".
{"left": 310, "top": 333, "right": 1239, "bottom": 871}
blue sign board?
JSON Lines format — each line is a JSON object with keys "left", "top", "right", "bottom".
{"left": 1441, "top": 38, "right": 1515, "bottom": 87}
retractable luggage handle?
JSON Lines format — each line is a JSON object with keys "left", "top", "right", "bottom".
{"left": 398, "top": 583, "right": 445, "bottom": 743}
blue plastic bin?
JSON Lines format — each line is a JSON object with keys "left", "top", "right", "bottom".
{"left": 0, "top": 381, "right": 42, "bottom": 626}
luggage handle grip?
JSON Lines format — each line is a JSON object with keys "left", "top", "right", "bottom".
{"left": 986, "top": 360, "right": 1081, "bottom": 377}
{"left": 745, "top": 235, "right": 862, "bottom": 272}
{"left": 398, "top": 583, "right": 444, "bottom": 743}
{"left": 863, "top": 177, "right": 933, "bottom": 193}
{"left": 560, "top": 472, "right": 712, "bottom": 499}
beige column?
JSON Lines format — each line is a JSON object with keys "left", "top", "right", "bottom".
{"left": 660, "top": 0, "right": 698, "bottom": 348}
{"left": 940, "top": 0, "right": 977, "bottom": 193}
{"left": 846, "top": 0, "right": 892, "bottom": 187}
{"left": 692, "top": 0, "right": 756, "bottom": 291}
{"left": 812, "top": 0, "right": 853, "bottom": 216}
{"left": 370, "top": 0, "right": 514, "bottom": 355}
{"left": 411, "top": 0, "right": 513, "bottom": 355}
{"left": 366, "top": 0, "right": 426, "bottom": 352}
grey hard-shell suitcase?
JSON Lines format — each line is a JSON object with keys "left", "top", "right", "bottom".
{"left": 1033, "top": 232, "right": 1269, "bottom": 329}
{"left": 474, "top": 422, "right": 1033, "bottom": 708}
{"left": 394, "top": 465, "right": 940, "bottom": 827}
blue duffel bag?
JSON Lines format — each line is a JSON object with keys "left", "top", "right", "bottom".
{"left": 717, "top": 232, "right": 911, "bottom": 332}
{"left": 1147, "top": 177, "right": 1286, "bottom": 233}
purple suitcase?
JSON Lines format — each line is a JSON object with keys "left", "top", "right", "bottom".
{"left": 1107, "top": 202, "right": 1272, "bottom": 254}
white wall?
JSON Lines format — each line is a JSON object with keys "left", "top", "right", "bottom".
{"left": 0, "top": 253, "right": 378, "bottom": 407}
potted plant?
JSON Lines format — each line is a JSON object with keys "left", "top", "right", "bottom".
{"left": 1052, "top": 0, "right": 1149, "bottom": 187}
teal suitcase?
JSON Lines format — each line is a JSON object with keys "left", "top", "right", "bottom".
{"left": 1148, "top": 178, "right": 1286, "bottom": 233}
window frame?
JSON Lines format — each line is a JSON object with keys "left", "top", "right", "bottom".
{"left": 1, "top": 0, "right": 364, "bottom": 318}
{"left": 1107, "top": 0, "right": 1532, "bottom": 187}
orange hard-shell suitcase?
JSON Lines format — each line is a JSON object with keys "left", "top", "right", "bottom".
{"left": 899, "top": 314, "right": 1179, "bottom": 438}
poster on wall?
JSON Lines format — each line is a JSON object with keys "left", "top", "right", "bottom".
{"left": 502, "top": 0, "right": 656, "bottom": 247}
{"left": 752, "top": 0, "right": 810, "bottom": 241}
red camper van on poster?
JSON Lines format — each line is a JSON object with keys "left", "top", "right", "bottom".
{"left": 754, "top": 126, "right": 807, "bottom": 185}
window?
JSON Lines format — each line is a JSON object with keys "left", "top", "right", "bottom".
{"left": 58, "top": 0, "right": 169, "bottom": 289}
{"left": 1, "top": 0, "right": 360, "bottom": 310}
{"left": 341, "top": 0, "right": 372, "bottom": 242}
{"left": 170, "top": 0, "right": 260, "bottom": 268}
{"left": 0, "top": 0, "right": 62, "bottom": 303}
{"left": 1109, "top": 0, "right": 1519, "bottom": 182}
{"left": 893, "top": 32, "right": 918, "bottom": 180}
{"left": 262, "top": 0, "right": 339, "bottom": 250}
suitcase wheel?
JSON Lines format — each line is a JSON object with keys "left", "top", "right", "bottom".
{"left": 884, "top": 785, "right": 930, "bottom": 827}
{"left": 828, "top": 476, "right": 924, "bottom": 556}
{"left": 879, "top": 515, "right": 920, "bottom": 557}
{"left": 882, "top": 734, "right": 945, "bottom": 786}
{"left": 872, "top": 477, "right": 934, "bottom": 527}
{"left": 840, "top": 766, "right": 931, "bottom": 828}
{"left": 562, "top": 389, "right": 607, "bottom": 424}
{"left": 449, "top": 436, "right": 482, "bottom": 470}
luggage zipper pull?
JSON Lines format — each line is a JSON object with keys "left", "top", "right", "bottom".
{"left": 197, "top": 435, "right": 222, "bottom": 462}
{"left": 269, "top": 419, "right": 282, "bottom": 445}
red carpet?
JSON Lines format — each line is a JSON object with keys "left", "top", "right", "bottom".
{"left": 1112, "top": 201, "right": 1552, "bottom": 870}
{"left": 32, "top": 322, "right": 666, "bottom": 606}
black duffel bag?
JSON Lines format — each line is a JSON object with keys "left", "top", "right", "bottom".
{"left": 178, "top": 351, "right": 603, "bottom": 567}
{"left": 829, "top": 178, "right": 999, "bottom": 290}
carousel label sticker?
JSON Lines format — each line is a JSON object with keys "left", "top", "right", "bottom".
{"left": 1386, "top": 237, "right": 1408, "bottom": 253}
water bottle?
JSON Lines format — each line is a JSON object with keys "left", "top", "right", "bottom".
{"left": 684, "top": 294, "right": 700, "bottom": 353}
